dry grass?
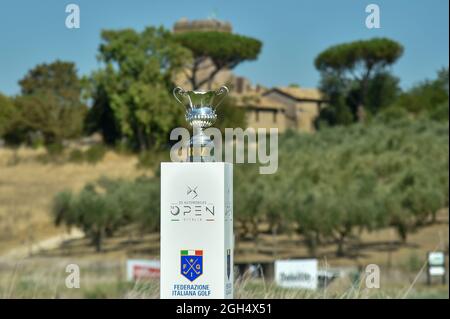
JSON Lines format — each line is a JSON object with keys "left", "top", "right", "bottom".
{"left": 0, "top": 257, "right": 447, "bottom": 299}
{"left": 0, "top": 147, "right": 151, "bottom": 254}
{"left": 37, "top": 211, "right": 448, "bottom": 277}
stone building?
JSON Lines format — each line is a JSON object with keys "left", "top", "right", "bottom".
{"left": 234, "top": 83, "right": 325, "bottom": 133}
{"left": 262, "top": 87, "right": 325, "bottom": 132}
{"left": 172, "top": 18, "right": 326, "bottom": 132}
{"left": 173, "top": 17, "right": 232, "bottom": 34}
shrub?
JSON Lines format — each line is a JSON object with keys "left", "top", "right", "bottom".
{"left": 37, "top": 142, "right": 65, "bottom": 164}
{"left": 52, "top": 117, "right": 449, "bottom": 257}
{"left": 68, "top": 149, "right": 84, "bottom": 163}
{"left": 84, "top": 144, "right": 107, "bottom": 164}
{"left": 46, "top": 143, "right": 64, "bottom": 157}
{"left": 52, "top": 176, "right": 160, "bottom": 252}
{"left": 137, "top": 150, "right": 170, "bottom": 171}
{"left": 235, "top": 117, "right": 449, "bottom": 255}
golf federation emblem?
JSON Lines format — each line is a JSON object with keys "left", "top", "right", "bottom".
{"left": 181, "top": 250, "right": 203, "bottom": 281}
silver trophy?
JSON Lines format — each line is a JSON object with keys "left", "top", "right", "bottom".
{"left": 173, "top": 86, "right": 229, "bottom": 162}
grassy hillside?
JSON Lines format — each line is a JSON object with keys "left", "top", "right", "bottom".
{"left": 0, "top": 147, "right": 151, "bottom": 254}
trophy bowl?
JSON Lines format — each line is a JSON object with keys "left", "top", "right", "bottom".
{"left": 173, "top": 86, "right": 229, "bottom": 162}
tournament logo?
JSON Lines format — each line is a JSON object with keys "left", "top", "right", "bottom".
{"left": 181, "top": 250, "right": 203, "bottom": 281}
{"left": 170, "top": 187, "right": 215, "bottom": 222}
{"left": 187, "top": 186, "right": 198, "bottom": 199}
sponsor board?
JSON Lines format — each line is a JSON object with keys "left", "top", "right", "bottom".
{"left": 126, "top": 259, "right": 160, "bottom": 281}
{"left": 275, "top": 259, "right": 318, "bottom": 290}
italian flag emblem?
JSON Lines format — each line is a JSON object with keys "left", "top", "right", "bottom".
{"left": 180, "top": 250, "right": 203, "bottom": 281}
{"left": 181, "top": 250, "right": 203, "bottom": 256}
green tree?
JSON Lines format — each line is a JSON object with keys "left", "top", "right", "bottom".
{"left": 53, "top": 184, "right": 122, "bottom": 252}
{"left": 52, "top": 177, "right": 161, "bottom": 252}
{"left": 11, "top": 61, "right": 86, "bottom": 144}
{"left": 52, "top": 191, "right": 75, "bottom": 231}
{"left": 0, "top": 93, "right": 16, "bottom": 137}
{"left": 365, "top": 72, "right": 401, "bottom": 113}
{"left": 14, "top": 93, "right": 86, "bottom": 144}
{"left": 241, "top": 116, "right": 448, "bottom": 256}
{"left": 86, "top": 27, "right": 190, "bottom": 151}
{"left": 314, "top": 72, "right": 354, "bottom": 127}
{"left": 132, "top": 177, "right": 161, "bottom": 233}
{"left": 19, "top": 60, "right": 82, "bottom": 99}
{"left": 174, "top": 31, "right": 262, "bottom": 90}
{"left": 391, "top": 67, "right": 449, "bottom": 120}
{"left": 234, "top": 164, "right": 266, "bottom": 241}
{"left": 84, "top": 70, "right": 121, "bottom": 145}
{"left": 315, "top": 38, "right": 403, "bottom": 122}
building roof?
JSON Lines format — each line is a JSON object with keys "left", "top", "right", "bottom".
{"left": 234, "top": 93, "right": 285, "bottom": 110}
{"left": 265, "top": 87, "right": 324, "bottom": 101}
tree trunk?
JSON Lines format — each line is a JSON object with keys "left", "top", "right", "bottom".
{"left": 93, "top": 230, "right": 103, "bottom": 252}
{"left": 336, "top": 238, "right": 345, "bottom": 257}
{"left": 137, "top": 125, "right": 147, "bottom": 152}
{"left": 272, "top": 226, "right": 278, "bottom": 260}
{"left": 431, "top": 210, "right": 437, "bottom": 224}
{"left": 336, "top": 230, "right": 348, "bottom": 257}
{"left": 357, "top": 65, "right": 372, "bottom": 122}
{"left": 357, "top": 104, "right": 366, "bottom": 122}
{"left": 305, "top": 232, "right": 318, "bottom": 257}
{"left": 193, "top": 65, "right": 222, "bottom": 91}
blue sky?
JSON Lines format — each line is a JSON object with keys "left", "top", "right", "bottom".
{"left": 0, "top": 0, "right": 448, "bottom": 96}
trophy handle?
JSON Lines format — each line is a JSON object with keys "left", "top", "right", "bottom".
{"left": 213, "top": 86, "right": 229, "bottom": 109}
{"left": 173, "top": 86, "right": 186, "bottom": 105}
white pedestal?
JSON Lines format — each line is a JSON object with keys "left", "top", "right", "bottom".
{"left": 160, "top": 162, "right": 233, "bottom": 299}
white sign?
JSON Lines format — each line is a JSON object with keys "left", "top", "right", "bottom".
{"left": 126, "top": 259, "right": 160, "bottom": 281}
{"left": 160, "top": 162, "right": 234, "bottom": 299}
{"left": 428, "top": 251, "right": 446, "bottom": 277}
{"left": 275, "top": 259, "right": 318, "bottom": 290}
{"left": 429, "top": 267, "right": 446, "bottom": 276}
{"left": 428, "top": 252, "right": 445, "bottom": 266}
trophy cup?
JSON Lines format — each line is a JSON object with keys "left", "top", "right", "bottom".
{"left": 160, "top": 85, "right": 234, "bottom": 299}
{"left": 173, "top": 86, "right": 229, "bottom": 162}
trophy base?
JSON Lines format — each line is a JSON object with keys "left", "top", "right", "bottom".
{"left": 187, "top": 145, "right": 215, "bottom": 162}
{"left": 160, "top": 162, "right": 233, "bottom": 299}
{"left": 187, "top": 127, "right": 216, "bottom": 162}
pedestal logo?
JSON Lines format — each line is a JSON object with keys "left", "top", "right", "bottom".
{"left": 170, "top": 186, "right": 216, "bottom": 222}
{"left": 181, "top": 250, "right": 203, "bottom": 281}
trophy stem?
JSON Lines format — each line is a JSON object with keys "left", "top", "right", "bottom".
{"left": 188, "top": 125, "right": 215, "bottom": 162}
